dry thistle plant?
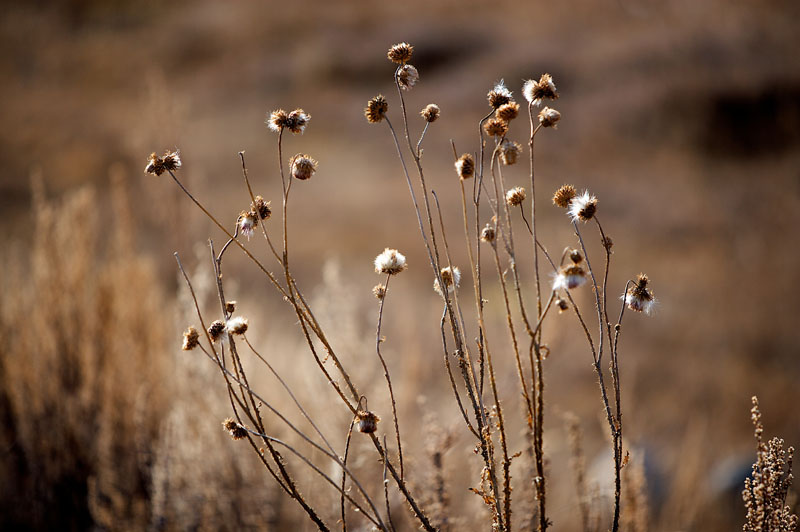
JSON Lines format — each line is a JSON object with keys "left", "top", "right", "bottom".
{"left": 152, "top": 42, "right": 662, "bottom": 531}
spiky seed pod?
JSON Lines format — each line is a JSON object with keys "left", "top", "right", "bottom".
{"left": 505, "top": 186, "right": 527, "bottom": 207}
{"left": 238, "top": 210, "right": 258, "bottom": 239}
{"left": 291, "top": 154, "right": 318, "bottom": 180}
{"left": 252, "top": 195, "right": 272, "bottom": 220}
{"left": 225, "top": 301, "right": 236, "bottom": 314}
{"left": 223, "top": 418, "right": 248, "bottom": 440}
{"left": 365, "top": 95, "right": 389, "bottom": 123}
{"left": 286, "top": 108, "right": 310, "bottom": 134}
{"left": 387, "top": 42, "right": 413, "bottom": 64}
{"left": 523, "top": 73, "right": 559, "bottom": 105}
{"left": 556, "top": 298, "right": 569, "bottom": 313}
{"left": 499, "top": 139, "right": 522, "bottom": 166}
{"left": 374, "top": 248, "right": 407, "bottom": 275}
{"left": 569, "top": 249, "right": 583, "bottom": 264}
{"left": 226, "top": 316, "right": 249, "bottom": 335}
{"left": 624, "top": 274, "right": 655, "bottom": 314}
{"left": 538, "top": 107, "right": 561, "bottom": 128}
{"left": 487, "top": 80, "right": 513, "bottom": 109}
{"left": 397, "top": 64, "right": 419, "bottom": 90}
{"left": 373, "top": 284, "right": 387, "bottom": 300}
{"left": 267, "top": 109, "right": 290, "bottom": 132}
{"left": 568, "top": 191, "right": 598, "bottom": 222}
{"left": 496, "top": 101, "right": 520, "bottom": 122}
{"left": 433, "top": 266, "right": 461, "bottom": 296}
{"left": 421, "top": 103, "right": 440, "bottom": 123}
{"left": 455, "top": 153, "right": 475, "bottom": 180}
{"left": 182, "top": 326, "right": 199, "bottom": 351}
{"left": 480, "top": 223, "right": 496, "bottom": 243}
{"left": 553, "top": 185, "right": 577, "bottom": 208}
{"left": 553, "top": 264, "right": 587, "bottom": 290}
{"left": 356, "top": 410, "right": 381, "bottom": 433}
{"left": 484, "top": 118, "right": 509, "bottom": 137}
{"left": 208, "top": 320, "right": 226, "bottom": 342}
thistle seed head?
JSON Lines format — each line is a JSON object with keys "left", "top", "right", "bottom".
{"left": 568, "top": 191, "right": 598, "bottom": 222}
{"left": 538, "top": 106, "right": 561, "bottom": 128}
{"left": 484, "top": 117, "right": 509, "bottom": 137}
{"left": 421, "top": 103, "right": 440, "bottom": 123}
{"left": 365, "top": 95, "right": 389, "bottom": 123}
{"left": 182, "top": 326, "right": 199, "bottom": 351}
{"left": 291, "top": 154, "right": 318, "bottom": 181}
{"left": 356, "top": 410, "right": 381, "bottom": 433}
{"left": 387, "top": 42, "right": 413, "bottom": 64}
{"left": 455, "top": 153, "right": 475, "bottom": 180}
{"left": 487, "top": 80, "right": 513, "bottom": 109}
{"left": 552, "top": 184, "right": 577, "bottom": 208}
{"left": 499, "top": 139, "right": 522, "bottom": 166}
{"left": 397, "top": 64, "right": 419, "bottom": 91}
{"left": 505, "top": 186, "right": 527, "bottom": 207}
{"left": 374, "top": 248, "right": 407, "bottom": 275}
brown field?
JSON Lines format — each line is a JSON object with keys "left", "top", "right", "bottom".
{"left": 2, "top": 1, "right": 800, "bottom": 530}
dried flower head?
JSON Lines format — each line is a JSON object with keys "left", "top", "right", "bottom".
{"left": 252, "top": 195, "right": 272, "bottom": 220}
{"left": 455, "top": 153, "right": 475, "bottom": 180}
{"left": 506, "top": 186, "right": 527, "bottom": 207}
{"left": 373, "top": 284, "right": 386, "bottom": 300}
{"left": 484, "top": 117, "right": 509, "bottom": 137}
{"left": 480, "top": 223, "right": 496, "bottom": 244}
{"left": 553, "top": 264, "right": 587, "bottom": 290}
{"left": 291, "top": 154, "right": 318, "bottom": 181}
{"left": 556, "top": 298, "right": 569, "bottom": 313}
{"left": 145, "top": 150, "right": 181, "bottom": 176}
{"left": 208, "top": 320, "right": 226, "bottom": 342}
{"left": 365, "top": 95, "right": 389, "bottom": 123}
{"left": 182, "top": 326, "right": 199, "bottom": 351}
{"left": 267, "top": 109, "right": 290, "bottom": 132}
{"left": 499, "top": 139, "right": 522, "bottom": 166}
{"left": 225, "top": 301, "right": 236, "bottom": 314}
{"left": 223, "top": 418, "right": 248, "bottom": 440}
{"left": 523, "top": 73, "right": 559, "bottom": 106}
{"left": 538, "top": 107, "right": 561, "bottom": 128}
{"left": 568, "top": 191, "right": 598, "bottom": 222}
{"left": 397, "top": 64, "right": 419, "bottom": 90}
{"left": 226, "top": 316, "right": 249, "bottom": 336}
{"left": 487, "top": 80, "right": 513, "bottom": 109}
{"left": 238, "top": 210, "right": 258, "bottom": 239}
{"left": 496, "top": 101, "right": 520, "bottom": 122}
{"left": 552, "top": 184, "right": 577, "bottom": 208}
{"left": 356, "top": 410, "right": 381, "bottom": 433}
{"left": 623, "top": 274, "right": 655, "bottom": 315}
{"left": 434, "top": 266, "right": 461, "bottom": 296}
{"left": 569, "top": 249, "right": 583, "bottom": 264}
{"left": 421, "top": 103, "right": 440, "bottom": 123}
{"left": 286, "top": 108, "right": 310, "bottom": 134}
{"left": 374, "top": 248, "right": 407, "bottom": 275}
{"left": 387, "top": 42, "right": 413, "bottom": 64}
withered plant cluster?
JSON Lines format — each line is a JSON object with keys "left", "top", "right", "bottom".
{"left": 155, "top": 42, "right": 666, "bottom": 531}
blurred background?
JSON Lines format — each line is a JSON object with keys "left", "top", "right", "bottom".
{"left": 2, "top": 0, "right": 799, "bottom": 530}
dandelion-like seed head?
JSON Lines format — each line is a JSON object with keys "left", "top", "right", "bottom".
{"left": 624, "top": 273, "right": 655, "bottom": 315}
{"left": 182, "top": 326, "right": 199, "bottom": 351}
{"left": 506, "top": 186, "right": 527, "bottom": 207}
{"left": 553, "top": 184, "right": 577, "bottom": 208}
{"left": 455, "top": 153, "right": 475, "bottom": 180}
{"left": 421, "top": 103, "right": 440, "bottom": 123}
{"left": 556, "top": 298, "right": 569, "bottom": 313}
{"left": 226, "top": 316, "right": 249, "bottom": 336}
{"left": 365, "top": 95, "right": 389, "bottom": 123}
{"left": 356, "top": 410, "right": 381, "bottom": 433}
{"left": 223, "top": 418, "right": 248, "bottom": 440}
{"left": 523, "top": 73, "right": 558, "bottom": 105}
{"left": 267, "top": 109, "right": 290, "bottom": 132}
{"left": 487, "top": 80, "right": 513, "bottom": 109}
{"left": 499, "top": 139, "right": 522, "bottom": 166}
{"left": 373, "top": 284, "right": 387, "bottom": 300}
{"left": 434, "top": 266, "right": 461, "bottom": 296}
{"left": 374, "top": 248, "right": 407, "bottom": 275}
{"left": 387, "top": 42, "right": 413, "bottom": 64}
{"left": 480, "top": 223, "right": 496, "bottom": 244}
{"left": 538, "top": 106, "right": 561, "bottom": 128}
{"left": 553, "top": 264, "right": 587, "bottom": 290}
{"left": 397, "top": 64, "right": 419, "bottom": 91}
{"left": 484, "top": 117, "right": 509, "bottom": 137}
{"left": 286, "top": 108, "right": 310, "bottom": 134}
{"left": 208, "top": 320, "right": 226, "bottom": 342}
{"left": 568, "top": 191, "right": 598, "bottom": 222}
{"left": 496, "top": 101, "right": 520, "bottom": 122}
{"left": 291, "top": 154, "right": 318, "bottom": 181}
{"left": 238, "top": 210, "right": 258, "bottom": 239}
{"left": 252, "top": 195, "right": 272, "bottom": 220}
{"left": 569, "top": 249, "right": 583, "bottom": 264}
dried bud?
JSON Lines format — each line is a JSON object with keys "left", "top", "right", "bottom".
{"left": 397, "top": 64, "right": 419, "bottom": 91}
{"left": 538, "top": 107, "right": 561, "bottom": 128}
{"left": 421, "top": 104, "right": 440, "bottom": 123}
{"left": 455, "top": 153, "right": 475, "bottom": 180}
{"left": 223, "top": 418, "right": 248, "bottom": 440}
{"left": 480, "top": 223, "right": 496, "bottom": 243}
{"left": 487, "top": 80, "right": 513, "bottom": 109}
{"left": 225, "top": 301, "right": 236, "bottom": 314}
{"left": 373, "top": 284, "right": 387, "bottom": 300}
{"left": 505, "top": 186, "right": 527, "bottom": 207}
{"left": 365, "top": 95, "right": 389, "bottom": 123}
{"left": 182, "top": 326, "right": 199, "bottom": 351}
{"left": 484, "top": 118, "right": 509, "bottom": 137}
{"left": 374, "top": 248, "right": 407, "bottom": 275}
{"left": 387, "top": 42, "right": 413, "bottom": 64}
{"left": 569, "top": 249, "right": 583, "bottom": 264}
{"left": 252, "top": 195, "right": 272, "bottom": 220}
{"left": 208, "top": 320, "right": 226, "bottom": 342}
{"left": 552, "top": 185, "right": 577, "bottom": 208}
{"left": 356, "top": 410, "right": 381, "bottom": 433}
{"left": 291, "top": 154, "right": 318, "bottom": 181}
{"left": 556, "top": 298, "right": 569, "bottom": 313}
{"left": 499, "top": 139, "right": 522, "bottom": 166}
{"left": 496, "top": 101, "right": 520, "bottom": 122}
{"left": 568, "top": 191, "right": 598, "bottom": 222}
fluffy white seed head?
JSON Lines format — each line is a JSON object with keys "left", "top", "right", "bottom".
{"left": 374, "top": 248, "right": 407, "bottom": 275}
{"left": 567, "top": 191, "right": 598, "bottom": 222}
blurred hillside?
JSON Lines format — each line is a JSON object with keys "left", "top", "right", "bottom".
{"left": 2, "top": 0, "right": 800, "bottom": 530}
